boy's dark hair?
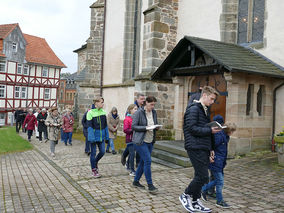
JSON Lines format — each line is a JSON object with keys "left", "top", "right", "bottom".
{"left": 201, "top": 86, "right": 219, "bottom": 97}
{"left": 146, "top": 96, "right": 157, "bottom": 103}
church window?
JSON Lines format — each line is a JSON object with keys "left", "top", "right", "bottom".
{"left": 246, "top": 84, "right": 254, "bottom": 115}
{"left": 257, "top": 85, "right": 265, "bottom": 116}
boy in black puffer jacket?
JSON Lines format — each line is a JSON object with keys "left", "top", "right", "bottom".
{"left": 179, "top": 86, "right": 221, "bottom": 213}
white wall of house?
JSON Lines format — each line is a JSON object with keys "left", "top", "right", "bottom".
{"left": 103, "top": 0, "right": 126, "bottom": 85}
{"left": 176, "top": 0, "right": 222, "bottom": 41}
{"left": 103, "top": 86, "right": 135, "bottom": 120}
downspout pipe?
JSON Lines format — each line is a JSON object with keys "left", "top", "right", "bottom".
{"left": 100, "top": 0, "right": 107, "bottom": 96}
{"left": 132, "top": 0, "right": 139, "bottom": 78}
{"left": 272, "top": 82, "right": 284, "bottom": 137}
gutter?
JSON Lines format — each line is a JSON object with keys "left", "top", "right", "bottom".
{"left": 100, "top": 0, "right": 107, "bottom": 96}
{"left": 272, "top": 82, "right": 284, "bottom": 136}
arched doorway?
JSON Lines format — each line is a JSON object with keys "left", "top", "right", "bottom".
{"left": 189, "top": 74, "right": 227, "bottom": 120}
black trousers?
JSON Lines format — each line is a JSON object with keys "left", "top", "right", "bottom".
{"left": 185, "top": 149, "right": 210, "bottom": 201}
{"left": 16, "top": 120, "right": 22, "bottom": 132}
{"left": 39, "top": 129, "right": 48, "bottom": 141}
{"left": 27, "top": 130, "right": 33, "bottom": 140}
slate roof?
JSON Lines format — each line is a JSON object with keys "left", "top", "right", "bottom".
{"left": 152, "top": 36, "right": 284, "bottom": 80}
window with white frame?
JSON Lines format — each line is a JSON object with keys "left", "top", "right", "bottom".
{"left": 0, "top": 60, "right": 6, "bottom": 72}
{"left": 17, "top": 63, "right": 22, "bottom": 74}
{"left": 44, "top": 88, "right": 50, "bottom": 99}
{"left": 0, "top": 85, "right": 5, "bottom": 98}
{"left": 23, "top": 64, "right": 29, "bottom": 75}
{"left": 21, "top": 87, "right": 27, "bottom": 99}
{"left": 15, "top": 86, "right": 21, "bottom": 98}
{"left": 12, "top": 42, "right": 17, "bottom": 52}
{"left": 42, "top": 67, "right": 48, "bottom": 77}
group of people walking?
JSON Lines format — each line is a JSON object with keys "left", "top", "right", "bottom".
{"left": 14, "top": 107, "right": 75, "bottom": 157}
{"left": 15, "top": 85, "right": 237, "bottom": 212}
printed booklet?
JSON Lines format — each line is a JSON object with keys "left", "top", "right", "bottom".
{"left": 206, "top": 121, "right": 227, "bottom": 130}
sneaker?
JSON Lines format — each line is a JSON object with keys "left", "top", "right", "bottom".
{"left": 121, "top": 155, "right": 126, "bottom": 166}
{"left": 208, "top": 192, "right": 216, "bottom": 199}
{"left": 51, "top": 152, "right": 55, "bottom": 157}
{"left": 92, "top": 168, "right": 101, "bottom": 178}
{"left": 201, "top": 190, "right": 208, "bottom": 202}
{"left": 129, "top": 171, "right": 136, "bottom": 176}
{"left": 106, "top": 150, "right": 111, "bottom": 153}
{"left": 39, "top": 140, "right": 42, "bottom": 143}
{"left": 148, "top": 184, "right": 158, "bottom": 195}
{"left": 216, "top": 200, "right": 230, "bottom": 209}
{"left": 112, "top": 150, "right": 117, "bottom": 155}
{"left": 192, "top": 200, "right": 212, "bottom": 212}
{"left": 45, "top": 139, "right": 48, "bottom": 143}
{"left": 132, "top": 181, "right": 145, "bottom": 189}
{"left": 28, "top": 139, "right": 31, "bottom": 142}
{"left": 179, "top": 193, "right": 195, "bottom": 213}
{"left": 69, "top": 143, "right": 72, "bottom": 146}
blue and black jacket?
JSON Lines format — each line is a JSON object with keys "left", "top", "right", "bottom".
{"left": 87, "top": 108, "right": 109, "bottom": 143}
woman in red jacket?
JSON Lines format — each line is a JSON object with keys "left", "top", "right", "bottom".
{"left": 122, "top": 104, "right": 138, "bottom": 176}
{"left": 23, "top": 108, "right": 38, "bottom": 142}
{"left": 62, "top": 109, "right": 74, "bottom": 146}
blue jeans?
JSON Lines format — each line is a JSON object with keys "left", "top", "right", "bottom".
{"left": 134, "top": 142, "right": 153, "bottom": 185}
{"left": 122, "top": 143, "right": 135, "bottom": 172}
{"left": 60, "top": 128, "right": 64, "bottom": 142}
{"left": 106, "top": 138, "right": 115, "bottom": 151}
{"left": 202, "top": 171, "right": 224, "bottom": 202}
{"left": 85, "top": 137, "right": 91, "bottom": 153}
{"left": 90, "top": 142, "right": 105, "bottom": 169}
{"left": 64, "top": 132, "right": 73, "bottom": 145}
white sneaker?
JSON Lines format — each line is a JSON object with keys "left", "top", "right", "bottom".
{"left": 179, "top": 193, "right": 195, "bottom": 213}
{"left": 192, "top": 199, "right": 212, "bottom": 212}
{"left": 51, "top": 152, "right": 55, "bottom": 157}
{"left": 129, "top": 171, "right": 135, "bottom": 176}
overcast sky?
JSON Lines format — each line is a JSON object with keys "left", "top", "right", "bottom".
{"left": 1, "top": 0, "right": 95, "bottom": 73}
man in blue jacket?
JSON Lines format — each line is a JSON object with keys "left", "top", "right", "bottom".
{"left": 179, "top": 86, "right": 221, "bottom": 213}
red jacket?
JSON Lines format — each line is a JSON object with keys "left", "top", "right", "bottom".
{"left": 62, "top": 115, "right": 74, "bottom": 133}
{"left": 23, "top": 114, "right": 37, "bottom": 130}
{"left": 123, "top": 115, "right": 133, "bottom": 143}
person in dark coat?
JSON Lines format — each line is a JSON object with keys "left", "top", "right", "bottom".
{"left": 21, "top": 108, "right": 27, "bottom": 132}
{"left": 201, "top": 118, "right": 236, "bottom": 208}
{"left": 131, "top": 96, "right": 159, "bottom": 194}
{"left": 14, "top": 108, "right": 23, "bottom": 133}
{"left": 37, "top": 108, "right": 48, "bottom": 143}
{"left": 82, "top": 109, "right": 91, "bottom": 155}
{"left": 179, "top": 86, "right": 221, "bottom": 213}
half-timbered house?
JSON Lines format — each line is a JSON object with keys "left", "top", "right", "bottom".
{"left": 0, "top": 23, "right": 66, "bottom": 125}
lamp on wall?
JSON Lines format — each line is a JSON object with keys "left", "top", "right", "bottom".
{"left": 254, "top": 16, "right": 259, "bottom": 23}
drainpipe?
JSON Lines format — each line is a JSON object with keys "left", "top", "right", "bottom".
{"left": 100, "top": 0, "right": 107, "bottom": 96}
{"left": 272, "top": 82, "right": 284, "bottom": 136}
{"left": 132, "top": 0, "right": 139, "bottom": 78}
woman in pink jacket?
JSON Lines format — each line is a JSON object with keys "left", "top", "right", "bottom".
{"left": 122, "top": 104, "right": 138, "bottom": 176}
{"left": 62, "top": 109, "right": 74, "bottom": 146}
{"left": 23, "top": 108, "right": 38, "bottom": 142}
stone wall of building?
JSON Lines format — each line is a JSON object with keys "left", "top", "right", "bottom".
{"left": 77, "top": 48, "right": 87, "bottom": 74}
{"left": 135, "top": 80, "right": 176, "bottom": 140}
{"left": 141, "top": 0, "right": 179, "bottom": 73}
{"left": 225, "top": 72, "right": 282, "bottom": 155}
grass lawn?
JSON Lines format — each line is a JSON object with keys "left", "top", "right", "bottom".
{"left": 73, "top": 132, "right": 127, "bottom": 151}
{"left": 0, "top": 127, "right": 33, "bottom": 155}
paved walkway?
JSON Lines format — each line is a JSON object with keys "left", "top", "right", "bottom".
{"left": 0, "top": 132, "right": 284, "bottom": 213}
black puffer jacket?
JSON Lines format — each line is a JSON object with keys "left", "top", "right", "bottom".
{"left": 183, "top": 102, "right": 214, "bottom": 151}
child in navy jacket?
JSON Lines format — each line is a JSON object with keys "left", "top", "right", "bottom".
{"left": 201, "top": 115, "right": 236, "bottom": 208}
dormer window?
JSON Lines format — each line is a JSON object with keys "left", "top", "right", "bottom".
{"left": 42, "top": 66, "right": 48, "bottom": 77}
{"left": 12, "top": 42, "right": 17, "bottom": 52}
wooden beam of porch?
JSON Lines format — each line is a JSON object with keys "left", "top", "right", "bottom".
{"left": 171, "top": 64, "right": 220, "bottom": 76}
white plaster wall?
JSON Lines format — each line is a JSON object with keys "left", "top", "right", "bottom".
{"left": 257, "top": 0, "right": 284, "bottom": 67}
{"left": 0, "top": 100, "right": 4, "bottom": 108}
{"left": 34, "top": 87, "right": 39, "bottom": 99}
{"left": 49, "top": 68, "right": 55, "bottom": 78}
{"left": 103, "top": 0, "right": 126, "bottom": 85}
{"left": 28, "top": 87, "right": 33, "bottom": 99}
{"left": 177, "top": 0, "right": 222, "bottom": 41}
{"left": 7, "top": 61, "right": 16, "bottom": 74}
{"left": 7, "top": 85, "right": 13, "bottom": 98}
{"left": 51, "top": 88, "right": 57, "bottom": 99}
{"left": 103, "top": 86, "right": 135, "bottom": 120}
{"left": 0, "top": 73, "right": 4, "bottom": 81}
{"left": 30, "top": 65, "right": 35, "bottom": 76}
{"left": 55, "top": 69, "right": 60, "bottom": 78}
{"left": 275, "top": 85, "right": 284, "bottom": 134}
{"left": 36, "top": 66, "right": 42, "bottom": 77}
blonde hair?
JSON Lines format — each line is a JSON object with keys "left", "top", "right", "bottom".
{"left": 224, "top": 123, "right": 237, "bottom": 135}
{"left": 93, "top": 97, "right": 104, "bottom": 104}
{"left": 111, "top": 107, "right": 117, "bottom": 113}
{"left": 201, "top": 86, "right": 219, "bottom": 97}
{"left": 127, "top": 104, "right": 137, "bottom": 114}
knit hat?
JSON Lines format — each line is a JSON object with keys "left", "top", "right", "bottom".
{"left": 213, "top": 115, "right": 224, "bottom": 125}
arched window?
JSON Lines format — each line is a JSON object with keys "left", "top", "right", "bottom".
{"left": 246, "top": 84, "right": 254, "bottom": 115}
{"left": 238, "top": 0, "right": 265, "bottom": 44}
{"left": 257, "top": 85, "right": 265, "bottom": 116}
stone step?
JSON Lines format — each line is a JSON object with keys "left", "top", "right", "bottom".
{"left": 151, "top": 149, "right": 191, "bottom": 167}
{"left": 151, "top": 157, "right": 183, "bottom": 169}
{"left": 154, "top": 140, "right": 188, "bottom": 158}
